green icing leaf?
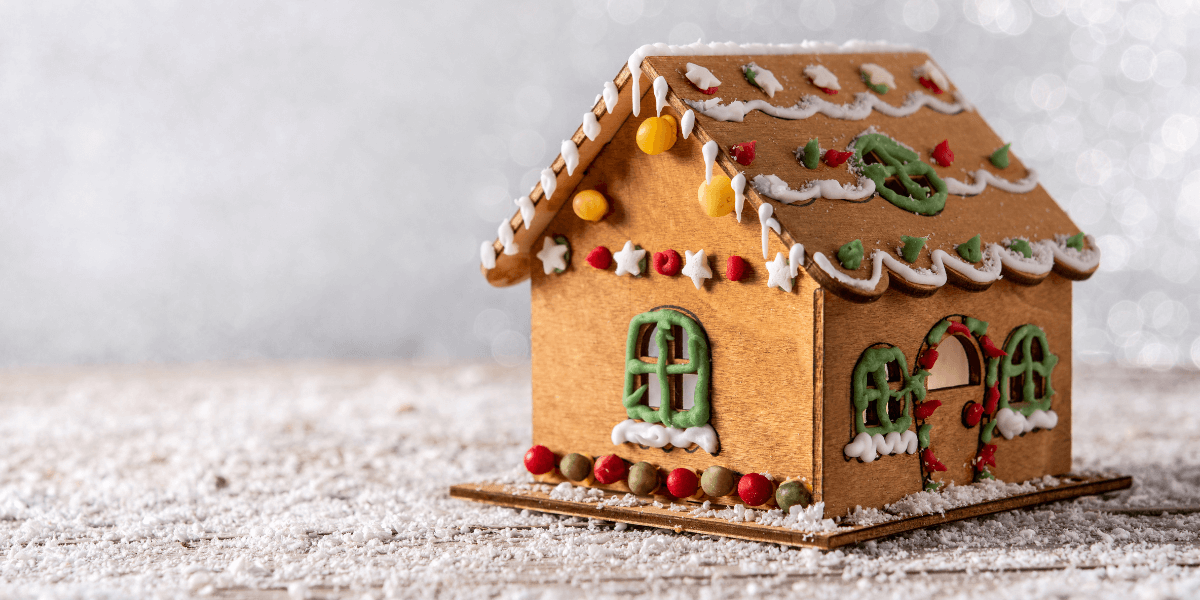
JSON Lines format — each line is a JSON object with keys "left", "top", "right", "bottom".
{"left": 1009, "top": 239, "right": 1032, "bottom": 259}
{"left": 918, "top": 424, "right": 932, "bottom": 449}
{"left": 861, "top": 72, "right": 888, "bottom": 95}
{"left": 1066, "top": 232, "right": 1085, "bottom": 251}
{"left": 957, "top": 235, "right": 982, "bottom": 263}
{"left": 926, "top": 320, "right": 952, "bottom": 346}
{"left": 853, "top": 133, "right": 948, "bottom": 216}
{"left": 553, "top": 235, "right": 571, "bottom": 274}
{"left": 838, "top": 239, "right": 864, "bottom": 270}
{"left": 802, "top": 139, "right": 820, "bottom": 169}
{"left": 964, "top": 316, "right": 988, "bottom": 336}
{"left": 743, "top": 65, "right": 758, "bottom": 88}
{"left": 900, "top": 236, "right": 926, "bottom": 263}
{"left": 990, "top": 143, "right": 1011, "bottom": 169}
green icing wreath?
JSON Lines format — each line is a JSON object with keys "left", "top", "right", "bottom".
{"left": 853, "top": 133, "right": 948, "bottom": 216}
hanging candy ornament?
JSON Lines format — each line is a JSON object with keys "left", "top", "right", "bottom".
{"left": 726, "top": 256, "right": 747, "bottom": 282}
{"left": 586, "top": 246, "right": 613, "bottom": 269}
{"left": 593, "top": 454, "right": 627, "bottom": 484}
{"left": 730, "top": 141, "right": 757, "bottom": 166}
{"left": 523, "top": 445, "right": 556, "bottom": 475}
{"left": 823, "top": 149, "right": 853, "bottom": 167}
{"left": 914, "top": 399, "right": 942, "bottom": 420}
{"left": 636, "top": 115, "right": 679, "bottom": 155}
{"left": 962, "top": 401, "right": 984, "bottom": 427}
{"left": 932, "top": 140, "right": 954, "bottom": 167}
{"left": 737, "top": 473, "right": 773, "bottom": 506}
{"left": 653, "top": 249, "right": 682, "bottom": 276}
{"left": 666, "top": 468, "right": 699, "bottom": 498}
{"left": 573, "top": 190, "right": 609, "bottom": 221}
{"left": 697, "top": 175, "right": 736, "bottom": 217}
{"left": 921, "top": 448, "right": 948, "bottom": 472}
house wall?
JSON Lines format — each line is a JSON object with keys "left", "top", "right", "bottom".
{"left": 530, "top": 87, "right": 820, "bottom": 493}
{"left": 819, "top": 277, "right": 1074, "bottom": 517}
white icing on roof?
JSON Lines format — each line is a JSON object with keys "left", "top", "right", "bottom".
{"left": 684, "top": 63, "right": 721, "bottom": 91}
{"left": 860, "top": 63, "right": 896, "bottom": 89}
{"left": 684, "top": 91, "right": 971, "bottom": 122}
{"left": 804, "top": 64, "right": 840, "bottom": 90}
{"left": 752, "top": 174, "right": 876, "bottom": 204}
{"left": 743, "top": 62, "right": 783, "bottom": 98}
{"left": 582, "top": 112, "right": 600, "bottom": 141}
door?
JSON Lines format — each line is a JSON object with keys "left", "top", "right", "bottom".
{"left": 917, "top": 319, "right": 984, "bottom": 488}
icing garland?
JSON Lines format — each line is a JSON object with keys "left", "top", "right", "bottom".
{"left": 622, "top": 309, "right": 712, "bottom": 429}
{"left": 682, "top": 91, "right": 970, "bottom": 123}
{"left": 851, "top": 133, "right": 947, "bottom": 216}
{"left": 751, "top": 174, "right": 875, "bottom": 206}
{"left": 611, "top": 419, "right": 719, "bottom": 454}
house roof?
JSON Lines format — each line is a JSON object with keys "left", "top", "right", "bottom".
{"left": 480, "top": 41, "right": 1099, "bottom": 302}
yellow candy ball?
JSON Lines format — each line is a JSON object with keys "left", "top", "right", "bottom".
{"left": 635, "top": 115, "right": 678, "bottom": 155}
{"left": 573, "top": 189, "right": 609, "bottom": 221}
{"left": 697, "top": 175, "right": 735, "bottom": 217}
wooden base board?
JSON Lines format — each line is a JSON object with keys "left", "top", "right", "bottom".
{"left": 450, "top": 473, "right": 1131, "bottom": 550}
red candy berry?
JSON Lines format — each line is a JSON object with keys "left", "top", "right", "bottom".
{"left": 699, "top": 86, "right": 718, "bottom": 94}
{"left": 963, "top": 402, "right": 984, "bottom": 427}
{"left": 823, "top": 149, "right": 853, "bottom": 167}
{"left": 977, "top": 444, "right": 997, "bottom": 469}
{"left": 818, "top": 86, "right": 839, "bottom": 95}
{"left": 666, "top": 468, "right": 699, "bottom": 498}
{"left": 523, "top": 445, "right": 556, "bottom": 475}
{"left": 593, "top": 454, "right": 627, "bottom": 484}
{"left": 726, "top": 256, "right": 747, "bottom": 282}
{"left": 980, "top": 335, "right": 1007, "bottom": 358}
{"left": 922, "top": 448, "right": 948, "bottom": 472}
{"left": 918, "top": 76, "right": 944, "bottom": 94}
{"left": 653, "top": 249, "right": 682, "bottom": 276}
{"left": 914, "top": 399, "right": 942, "bottom": 420}
{"left": 932, "top": 140, "right": 954, "bottom": 167}
{"left": 586, "top": 246, "right": 612, "bottom": 270}
{"left": 984, "top": 383, "right": 1000, "bottom": 415}
{"left": 919, "top": 347, "right": 939, "bottom": 370}
{"left": 737, "top": 473, "right": 773, "bottom": 506}
{"left": 730, "top": 141, "right": 757, "bottom": 166}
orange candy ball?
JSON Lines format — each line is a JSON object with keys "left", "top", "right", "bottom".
{"left": 697, "top": 175, "right": 735, "bottom": 217}
{"left": 573, "top": 190, "right": 609, "bottom": 221}
{"left": 636, "top": 115, "right": 678, "bottom": 155}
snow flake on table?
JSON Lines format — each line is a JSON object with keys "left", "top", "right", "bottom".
{"left": 681, "top": 249, "right": 712, "bottom": 290}
{"left": 684, "top": 91, "right": 970, "bottom": 122}
{"left": 535, "top": 236, "right": 568, "bottom": 275}
{"left": 612, "top": 240, "right": 646, "bottom": 277}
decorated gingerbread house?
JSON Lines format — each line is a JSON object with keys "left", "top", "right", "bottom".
{"left": 474, "top": 42, "right": 1103, "bottom": 520}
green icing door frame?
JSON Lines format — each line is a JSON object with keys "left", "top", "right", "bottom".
{"left": 622, "top": 307, "right": 712, "bottom": 429}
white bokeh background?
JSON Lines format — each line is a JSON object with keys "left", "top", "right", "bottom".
{"left": 1, "top": 0, "right": 1198, "bottom": 368}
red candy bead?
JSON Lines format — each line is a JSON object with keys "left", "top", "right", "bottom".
{"left": 919, "top": 347, "right": 939, "bottom": 370}
{"left": 963, "top": 402, "right": 984, "bottom": 427}
{"left": 726, "top": 256, "right": 747, "bottom": 282}
{"left": 947, "top": 321, "right": 971, "bottom": 337}
{"left": 666, "top": 468, "right": 699, "bottom": 498}
{"left": 932, "top": 140, "right": 954, "bottom": 167}
{"left": 823, "top": 149, "right": 853, "bottom": 167}
{"left": 922, "top": 448, "right": 948, "bottom": 472}
{"left": 653, "top": 249, "right": 682, "bottom": 276}
{"left": 737, "top": 473, "right": 772, "bottom": 506}
{"left": 914, "top": 399, "right": 942, "bottom": 420}
{"left": 586, "top": 246, "right": 612, "bottom": 270}
{"left": 523, "top": 445, "right": 556, "bottom": 475}
{"left": 730, "top": 141, "right": 757, "bottom": 166}
{"left": 593, "top": 454, "right": 627, "bottom": 484}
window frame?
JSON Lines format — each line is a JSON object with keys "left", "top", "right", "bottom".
{"left": 622, "top": 308, "right": 711, "bottom": 429}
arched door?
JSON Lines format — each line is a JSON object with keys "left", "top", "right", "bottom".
{"left": 917, "top": 317, "right": 984, "bottom": 488}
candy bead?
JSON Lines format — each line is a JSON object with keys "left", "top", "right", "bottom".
{"left": 586, "top": 246, "right": 612, "bottom": 269}
{"left": 653, "top": 249, "right": 682, "bottom": 276}
{"left": 737, "top": 473, "right": 772, "bottom": 506}
{"left": 666, "top": 468, "right": 699, "bottom": 498}
{"left": 701, "top": 466, "right": 736, "bottom": 497}
{"left": 593, "top": 454, "right": 627, "bottom": 485}
{"left": 775, "top": 480, "right": 812, "bottom": 514}
{"left": 635, "top": 115, "right": 678, "bottom": 155}
{"left": 573, "top": 190, "right": 609, "bottom": 221}
{"left": 697, "top": 175, "right": 735, "bottom": 218}
{"left": 560, "top": 453, "right": 592, "bottom": 482}
{"left": 627, "top": 462, "right": 659, "bottom": 495}
{"left": 726, "top": 256, "right": 747, "bottom": 282}
{"left": 523, "top": 445, "right": 556, "bottom": 475}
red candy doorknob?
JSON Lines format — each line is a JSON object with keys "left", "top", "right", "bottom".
{"left": 737, "top": 473, "right": 773, "bottom": 506}
{"left": 523, "top": 445, "right": 556, "bottom": 475}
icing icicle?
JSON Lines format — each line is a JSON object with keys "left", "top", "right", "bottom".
{"left": 702, "top": 140, "right": 718, "bottom": 184}
{"left": 498, "top": 219, "right": 518, "bottom": 255}
{"left": 480, "top": 241, "right": 496, "bottom": 270}
{"left": 789, "top": 243, "right": 805, "bottom": 277}
{"left": 680, "top": 109, "right": 695, "bottom": 139}
{"left": 844, "top": 431, "right": 919, "bottom": 463}
{"left": 752, "top": 174, "right": 876, "bottom": 204}
{"left": 653, "top": 76, "right": 669, "bottom": 116}
{"left": 731, "top": 172, "right": 746, "bottom": 222}
{"left": 561, "top": 140, "right": 579, "bottom": 176}
{"left": 758, "top": 203, "right": 780, "bottom": 260}
{"left": 515, "top": 196, "right": 535, "bottom": 229}
{"left": 684, "top": 91, "right": 971, "bottom": 123}
{"left": 582, "top": 112, "right": 600, "bottom": 141}
{"left": 602, "top": 81, "right": 619, "bottom": 113}
{"left": 611, "top": 419, "right": 719, "bottom": 455}
{"left": 540, "top": 167, "right": 556, "bottom": 201}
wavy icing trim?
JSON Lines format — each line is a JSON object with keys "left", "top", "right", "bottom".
{"left": 994, "top": 407, "right": 1058, "bottom": 440}
{"left": 611, "top": 419, "right": 719, "bottom": 454}
{"left": 627, "top": 40, "right": 918, "bottom": 116}
{"left": 945, "top": 169, "right": 1039, "bottom": 195}
{"left": 752, "top": 174, "right": 876, "bottom": 204}
{"left": 843, "top": 430, "right": 919, "bottom": 463}
{"left": 683, "top": 91, "right": 970, "bottom": 123}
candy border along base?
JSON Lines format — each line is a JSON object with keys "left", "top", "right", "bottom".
{"left": 450, "top": 473, "right": 1130, "bottom": 550}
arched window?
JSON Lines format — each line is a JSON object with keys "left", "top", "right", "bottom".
{"left": 998, "top": 324, "right": 1058, "bottom": 415}
{"left": 622, "top": 308, "right": 711, "bottom": 429}
{"left": 926, "top": 334, "right": 981, "bottom": 390}
{"left": 851, "top": 345, "right": 925, "bottom": 435}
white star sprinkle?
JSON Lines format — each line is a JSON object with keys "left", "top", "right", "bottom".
{"left": 535, "top": 236, "right": 569, "bottom": 275}
{"left": 766, "top": 252, "right": 793, "bottom": 292}
{"left": 613, "top": 240, "right": 646, "bottom": 277}
{"left": 681, "top": 249, "right": 712, "bottom": 290}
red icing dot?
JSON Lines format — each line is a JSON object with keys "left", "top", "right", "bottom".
{"left": 914, "top": 399, "right": 942, "bottom": 420}
{"left": 586, "top": 246, "right": 612, "bottom": 270}
{"left": 922, "top": 448, "right": 948, "bottom": 472}
{"left": 593, "top": 454, "right": 627, "bottom": 484}
{"left": 666, "top": 468, "right": 699, "bottom": 498}
{"left": 823, "top": 149, "right": 853, "bottom": 167}
{"left": 918, "top": 347, "right": 939, "bottom": 370}
{"left": 918, "top": 76, "right": 944, "bottom": 94}
{"left": 726, "top": 256, "right": 747, "bottom": 282}
{"left": 653, "top": 249, "right": 682, "bottom": 276}
{"left": 963, "top": 402, "right": 984, "bottom": 427}
{"left": 523, "top": 445, "right": 556, "bottom": 475}
{"left": 932, "top": 140, "right": 954, "bottom": 167}
{"left": 946, "top": 321, "right": 971, "bottom": 337}
{"left": 730, "top": 141, "right": 757, "bottom": 166}
{"left": 737, "top": 473, "right": 772, "bottom": 506}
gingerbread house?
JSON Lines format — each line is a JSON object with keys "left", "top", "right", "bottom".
{"left": 474, "top": 42, "right": 1102, "bottom": 519}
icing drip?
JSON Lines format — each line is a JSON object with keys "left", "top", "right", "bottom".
{"left": 766, "top": 253, "right": 792, "bottom": 292}
{"left": 758, "top": 203, "right": 780, "bottom": 260}
{"left": 497, "top": 219, "right": 518, "bottom": 255}
{"left": 561, "top": 140, "right": 579, "bottom": 176}
{"left": 731, "top": 172, "right": 746, "bottom": 222}
{"left": 702, "top": 140, "right": 718, "bottom": 184}
{"left": 804, "top": 64, "right": 840, "bottom": 90}
{"left": 610, "top": 419, "right": 719, "bottom": 455}
{"left": 515, "top": 196, "right": 535, "bottom": 229}
{"left": 582, "top": 112, "right": 600, "bottom": 141}
{"left": 603, "top": 81, "right": 619, "bottom": 113}
{"left": 540, "top": 167, "right": 556, "bottom": 200}
{"left": 945, "top": 169, "right": 1039, "bottom": 195}
{"left": 480, "top": 241, "right": 495, "bottom": 269}
{"left": 994, "top": 408, "right": 1058, "bottom": 440}
{"left": 685, "top": 62, "right": 721, "bottom": 90}
{"left": 680, "top": 109, "right": 695, "bottom": 139}
{"left": 683, "top": 91, "right": 971, "bottom": 123}
{"left": 752, "top": 174, "right": 876, "bottom": 204}
{"left": 860, "top": 63, "right": 896, "bottom": 89}
{"left": 789, "top": 243, "right": 805, "bottom": 277}
{"left": 843, "top": 431, "right": 919, "bottom": 463}
{"left": 653, "top": 76, "right": 669, "bottom": 116}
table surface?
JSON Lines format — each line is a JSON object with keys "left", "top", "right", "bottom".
{"left": 0, "top": 361, "right": 1196, "bottom": 599}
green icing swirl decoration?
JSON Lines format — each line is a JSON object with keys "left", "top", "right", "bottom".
{"left": 852, "top": 133, "right": 948, "bottom": 216}
{"left": 622, "top": 309, "right": 712, "bottom": 429}
{"left": 851, "top": 346, "right": 927, "bottom": 436}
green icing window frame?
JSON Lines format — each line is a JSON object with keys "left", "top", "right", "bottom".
{"left": 994, "top": 324, "right": 1058, "bottom": 416}
{"left": 852, "top": 133, "right": 949, "bottom": 216}
{"left": 622, "top": 308, "right": 712, "bottom": 429}
{"left": 851, "top": 346, "right": 928, "bottom": 436}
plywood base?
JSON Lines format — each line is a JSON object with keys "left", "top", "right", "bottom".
{"left": 450, "top": 473, "right": 1131, "bottom": 550}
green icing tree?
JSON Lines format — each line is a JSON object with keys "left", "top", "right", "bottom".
{"left": 957, "top": 235, "right": 982, "bottom": 263}
{"left": 900, "top": 236, "right": 926, "bottom": 263}
{"left": 1009, "top": 239, "right": 1032, "bottom": 259}
{"left": 853, "top": 133, "right": 948, "bottom": 216}
{"left": 801, "top": 139, "right": 821, "bottom": 169}
{"left": 838, "top": 239, "right": 864, "bottom": 270}
{"left": 990, "top": 143, "right": 1011, "bottom": 168}
{"left": 1066, "top": 232, "right": 1085, "bottom": 250}
{"left": 622, "top": 309, "right": 712, "bottom": 429}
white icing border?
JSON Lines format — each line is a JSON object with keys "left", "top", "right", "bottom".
{"left": 843, "top": 430, "right": 919, "bottom": 463}
{"left": 995, "top": 408, "right": 1058, "bottom": 440}
{"left": 684, "top": 91, "right": 971, "bottom": 123}
{"left": 611, "top": 419, "right": 719, "bottom": 455}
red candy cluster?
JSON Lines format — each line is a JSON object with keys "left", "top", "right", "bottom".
{"left": 730, "top": 141, "right": 756, "bottom": 166}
